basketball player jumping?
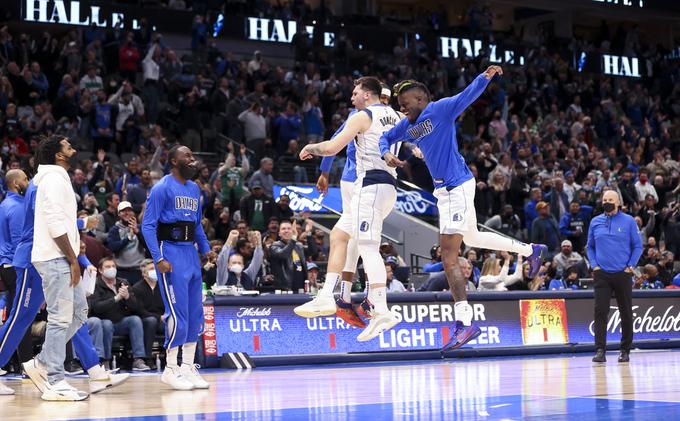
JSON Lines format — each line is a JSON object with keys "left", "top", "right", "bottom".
{"left": 298, "top": 77, "right": 402, "bottom": 341}
{"left": 293, "top": 106, "right": 367, "bottom": 327}
{"left": 379, "top": 66, "right": 548, "bottom": 350}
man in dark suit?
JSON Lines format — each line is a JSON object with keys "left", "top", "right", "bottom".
{"left": 269, "top": 220, "right": 308, "bottom": 292}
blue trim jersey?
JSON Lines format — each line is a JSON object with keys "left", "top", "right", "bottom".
{"left": 141, "top": 174, "right": 210, "bottom": 263}
{"left": 0, "top": 191, "right": 25, "bottom": 265}
{"left": 379, "top": 73, "right": 491, "bottom": 190}
{"left": 11, "top": 183, "right": 36, "bottom": 269}
{"left": 320, "top": 109, "right": 358, "bottom": 183}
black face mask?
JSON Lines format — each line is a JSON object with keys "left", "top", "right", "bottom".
{"left": 60, "top": 152, "right": 78, "bottom": 168}
{"left": 179, "top": 163, "right": 197, "bottom": 180}
{"left": 603, "top": 202, "right": 615, "bottom": 213}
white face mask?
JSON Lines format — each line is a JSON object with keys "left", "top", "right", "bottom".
{"left": 230, "top": 264, "right": 243, "bottom": 275}
{"left": 103, "top": 267, "right": 117, "bottom": 279}
{"left": 147, "top": 270, "right": 158, "bottom": 281}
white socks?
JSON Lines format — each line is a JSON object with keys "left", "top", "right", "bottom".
{"left": 454, "top": 301, "right": 473, "bottom": 326}
{"left": 320, "top": 272, "right": 341, "bottom": 297}
{"left": 340, "top": 280, "right": 352, "bottom": 302}
{"left": 368, "top": 286, "right": 388, "bottom": 313}
{"left": 166, "top": 346, "right": 179, "bottom": 369}
{"left": 182, "top": 342, "right": 197, "bottom": 366}
{"left": 464, "top": 231, "right": 533, "bottom": 256}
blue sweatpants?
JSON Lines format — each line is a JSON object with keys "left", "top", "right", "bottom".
{"left": 0, "top": 266, "right": 99, "bottom": 370}
{"left": 156, "top": 242, "right": 203, "bottom": 349}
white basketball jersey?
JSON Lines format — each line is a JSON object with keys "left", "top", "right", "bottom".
{"left": 355, "top": 104, "right": 402, "bottom": 178}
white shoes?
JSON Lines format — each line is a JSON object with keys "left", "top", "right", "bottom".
{"left": 180, "top": 364, "right": 210, "bottom": 389}
{"left": 0, "top": 382, "right": 14, "bottom": 395}
{"left": 41, "top": 379, "right": 89, "bottom": 401}
{"left": 161, "top": 366, "right": 194, "bottom": 390}
{"left": 23, "top": 358, "right": 48, "bottom": 393}
{"left": 357, "top": 310, "right": 399, "bottom": 342}
{"left": 87, "top": 364, "right": 131, "bottom": 394}
{"left": 294, "top": 294, "right": 336, "bottom": 318}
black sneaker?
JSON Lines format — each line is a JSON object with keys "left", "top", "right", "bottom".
{"left": 592, "top": 349, "right": 606, "bottom": 363}
{"left": 65, "top": 360, "right": 84, "bottom": 375}
{"left": 147, "top": 359, "right": 157, "bottom": 371}
{"left": 618, "top": 350, "right": 630, "bottom": 363}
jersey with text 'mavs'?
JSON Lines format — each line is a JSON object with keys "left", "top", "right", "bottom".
{"left": 381, "top": 74, "right": 490, "bottom": 189}
{"left": 141, "top": 174, "right": 210, "bottom": 263}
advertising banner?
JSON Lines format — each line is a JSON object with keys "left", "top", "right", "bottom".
{"left": 519, "top": 299, "right": 569, "bottom": 345}
{"left": 211, "top": 295, "right": 679, "bottom": 358}
{"left": 565, "top": 297, "right": 680, "bottom": 343}
{"left": 214, "top": 300, "right": 522, "bottom": 356}
{"left": 202, "top": 304, "right": 218, "bottom": 356}
{"left": 273, "top": 184, "right": 438, "bottom": 216}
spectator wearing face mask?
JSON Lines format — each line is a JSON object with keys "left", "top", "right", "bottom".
{"left": 634, "top": 170, "right": 657, "bottom": 204}
{"left": 129, "top": 259, "right": 165, "bottom": 369}
{"left": 87, "top": 258, "right": 150, "bottom": 371}
{"left": 216, "top": 230, "right": 264, "bottom": 288}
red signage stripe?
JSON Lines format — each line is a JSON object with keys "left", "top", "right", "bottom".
{"left": 253, "top": 335, "right": 261, "bottom": 352}
{"left": 442, "top": 326, "right": 450, "bottom": 346}
{"left": 329, "top": 333, "right": 336, "bottom": 350}
{"left": 543, "top": 327, "right": 548, "bottom": 343}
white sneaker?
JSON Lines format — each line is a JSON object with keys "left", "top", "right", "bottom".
{"left": 23, "top": 358, "right": 48, "bottom": 393}
{"left": 88, "top": 364, "right": 131, "bottom": 394}
{"left": 161, "top": 366, "right": 194, "bottom": 390}
{"left": 41, "top": 379, "right": 89, "bottom": 401}
{"left": 294, "top": 294, "right": 336, "bottom": 318}
{"left": 180, "top": 364, "right": 210, "bottom": 389}
{"left": 357, "top": 310, "right": 399, "bottom": 342}
{"left": 0, "top": 382, "right": 14, "bottom": 395}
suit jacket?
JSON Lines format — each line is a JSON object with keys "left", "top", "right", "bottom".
{"left": 269, "top": 239, "right": 308, "bottom": 291}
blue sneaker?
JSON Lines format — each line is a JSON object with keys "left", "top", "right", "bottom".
{"left": 526, "top": 244, "right": 548, "bottom": 278}
{"left": 357, "top": 298, "right": 374, "bottom": 320}
{"left": 443, "top": 321, "right": 481, "bottom": 351}
{"left": 335, "top": 297, "right": 366, "bottom": 328}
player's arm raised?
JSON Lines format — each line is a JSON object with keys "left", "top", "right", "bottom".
{"left": 300, "top": 111, "right": 370, "bottom": 159}
{"left": 437, "top": 65, "right": 501, "bottom": 118}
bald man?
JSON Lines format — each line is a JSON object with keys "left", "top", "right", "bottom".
{"left": 587, "top": 190, "right": 643, "bottom": 364}
{"left": 0, "top": 169, "right": 30, "bottom": 369}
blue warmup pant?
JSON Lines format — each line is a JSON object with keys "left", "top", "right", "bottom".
{"left": 0, "top": 266, "right": 99, "bottom": 371}
{"left": 156, "top": 242, "right": 203, "bottom": 349}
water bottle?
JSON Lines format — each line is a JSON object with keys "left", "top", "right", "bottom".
{"left": 304, "top": 280, "right": 310, "bottom": 294}
{"left": 112, "top": 355, "right": 117, "bottom": 371}
{"left": 202, "top": 282, "right": 208, "bottom": 302}
{"left": 155, "top": 354, "right": 161, "bottom": 373}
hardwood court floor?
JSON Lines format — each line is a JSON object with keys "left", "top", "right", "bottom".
{"left": 1, "top": 349, "right": 680, "bottom": 420}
